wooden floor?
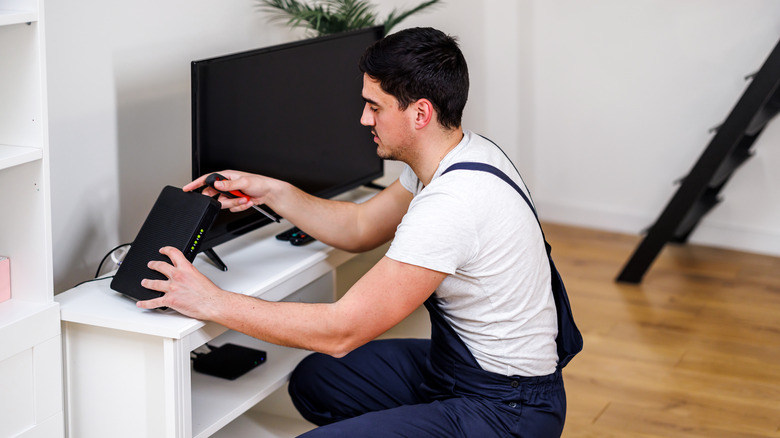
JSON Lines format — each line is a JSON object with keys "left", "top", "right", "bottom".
{"left": 540, "top": 223, "right": 780, "bottom": 438}
{"left": 265, "top": 222, "right": 780, "bottom": 436}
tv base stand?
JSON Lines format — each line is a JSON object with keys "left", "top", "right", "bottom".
{"left": 204, "top": 248, "right": 228, "bottom": 271}
{"left": 363, "top": 181, "right": 386, "bottom": 191}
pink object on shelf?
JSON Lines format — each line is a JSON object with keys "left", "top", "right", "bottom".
{"left": 0, "top": 256, "right": 9, "bottom": 303}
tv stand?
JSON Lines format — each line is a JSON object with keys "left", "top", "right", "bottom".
{"left": 204, "top": 248, "right": 228, "bottom": 271}
{"left": 55, "top": 222, "right": 361, "bottom": 437}
{"left": 363, "top": 181, "right": 386, "bottom": 191}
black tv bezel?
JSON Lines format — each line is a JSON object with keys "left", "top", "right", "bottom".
{"left": 191, "top": 26, "right": 384, "bottom": 252}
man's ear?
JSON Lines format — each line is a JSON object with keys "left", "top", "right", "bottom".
{"left": 413, "top": 98, "right": 434, "bottom": 129}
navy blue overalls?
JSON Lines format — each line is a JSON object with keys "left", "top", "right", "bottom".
{"left": 289, "top": 162, "right": 583, "bottom": 437}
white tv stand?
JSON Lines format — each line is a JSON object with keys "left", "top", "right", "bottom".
{"left": 55, "top": 189, "right": 375, "bottom": 437}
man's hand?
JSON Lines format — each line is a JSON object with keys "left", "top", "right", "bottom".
{"left": 184, "top": 170, "right": 281, "bottom": 213}
{"left": 137, "top": 246, "right": 227, "bottom": 320}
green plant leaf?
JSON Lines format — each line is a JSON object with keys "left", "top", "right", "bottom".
{"left": 256, "top": 0, "right": 443, "bottom": 36}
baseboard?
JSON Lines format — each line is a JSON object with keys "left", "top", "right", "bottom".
{"left": 535, "top": 199, "right": 780, "bottom": 258}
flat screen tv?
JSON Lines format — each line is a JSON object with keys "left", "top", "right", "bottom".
{"left": 191, "top": 26, "right": 384, "bottom": 266}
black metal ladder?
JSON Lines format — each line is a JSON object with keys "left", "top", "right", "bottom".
{"left": 616, "top": 37, "right": 780, "bottom": 284}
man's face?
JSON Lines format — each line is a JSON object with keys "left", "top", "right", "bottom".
{"left": 360, "top": 74, "right": 416, "bottom": 161}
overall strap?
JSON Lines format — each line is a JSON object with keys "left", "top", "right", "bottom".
{"left": 442, "top": 161, "right": 583, "bottom": 369}
{"left": 443, "top": 162, "right": 541, "bottom": 227}
{"left": 442, "top": 162, "right": 553, "bottom": 255}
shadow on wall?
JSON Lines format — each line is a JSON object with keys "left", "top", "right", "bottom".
{"left": 53, "top": 192, "right": 115, "bottom": 293}
{"left": 114, "top": 72, "right": 193, "bottom": 244}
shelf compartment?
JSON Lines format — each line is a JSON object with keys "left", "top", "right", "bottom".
{"left": 0, "top": 144, "right": 42, "bottom": 170}
{"left": 0, "top": 9, "right": 37, "bottom": 27}
{"left": 0, "top": 20, "right": 44, "bottom": 149}
{"left": 191, "top": 331, "right": 311, "bottom": 438}
{"left": 190, "top": 271, "right": 333, "bottom": 437}
{"left": 0, "top": 158, "right": 51, "bottom": 304}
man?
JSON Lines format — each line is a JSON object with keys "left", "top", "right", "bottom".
{"left": 139, "top": 27, "right": 573, "bottom": 436}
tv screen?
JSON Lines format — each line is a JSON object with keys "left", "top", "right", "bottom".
{"left": 191, "top": 26, "right": 384, "bottom": 256}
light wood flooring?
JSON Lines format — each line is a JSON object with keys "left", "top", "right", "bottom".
{"left": 541, "top": 223, "right": 780, "bottom": 438}
{"left": 263, "top": 222, "right": 780, "bottom": 437}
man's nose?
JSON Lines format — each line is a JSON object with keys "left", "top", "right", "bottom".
{"left": 360, "top": 105, "right": 374, "bottom": 126}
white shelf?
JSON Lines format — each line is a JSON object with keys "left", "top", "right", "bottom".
{"left": 54, "top": 187, "right": 374, "bottom": 341}
{"left": 55, "top": 228, "right": 353, "bottom": 341}
{"left": 0, "top": 144, "right": 42, "bottom": 170}
{"left": 0, "top": 298, "right": 51, "bottom": 325}
{"left": 0, "top": 9, "right": 37, "bottom": 27}
{"left": 191, "top": 331, "right": 311, "bottom": 438}
{"left": 0, "top": 299, "right": 59, "bottom": 362}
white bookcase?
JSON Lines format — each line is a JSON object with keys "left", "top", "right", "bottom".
{"left": 0, "top": 0, "right": 64, "bottom": 437}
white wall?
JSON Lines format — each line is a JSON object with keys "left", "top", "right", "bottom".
{"left": 45, "top": 0, "right": 512, "bottom": 292}
{"left": 532, "top": 0, "right": 780, "bottom": 256}
{"left": 46, "top": 0, "right": 780, "bottom": 292}
{"left": 376, "top": 0, "right": 534, "bottom": 182}
{"left": 46, "top": 1, "right": 300, "bottom": 291}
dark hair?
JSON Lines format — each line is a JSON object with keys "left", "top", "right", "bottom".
{"left": 359, "top": 27, "right": 469, "bottom": 130}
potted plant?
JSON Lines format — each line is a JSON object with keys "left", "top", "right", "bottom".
{"left": 256, "top": 0, "right": 443, "bottom": 36}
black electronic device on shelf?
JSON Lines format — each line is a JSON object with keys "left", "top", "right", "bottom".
{"left": 192, "top": 343, "right": 267, "bottom": 381}
{"left": 191, "top": 26, "right": 384, "bottom": 269}
{"left": 110, "top": 186, "right": 221, "bottom": 302}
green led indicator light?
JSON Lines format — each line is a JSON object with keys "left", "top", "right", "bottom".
{"left": 191, "top": 246, "right": 195, "bottom": 250}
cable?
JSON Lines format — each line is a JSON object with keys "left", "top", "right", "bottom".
{"left": 69, "top": 242, "right": 131, "bottom": 289}
{"left": 73, "top": 275, "right": 114, "bottom": 288}
{"left": 94, "top": 243, "right": 132, "bottom": 278}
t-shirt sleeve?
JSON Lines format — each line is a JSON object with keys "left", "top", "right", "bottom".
{"left": 386, "top": 186, "right": 478, "bottom": 275}
{"left": 398, "top": 164, "right": 418, "bottom": 194}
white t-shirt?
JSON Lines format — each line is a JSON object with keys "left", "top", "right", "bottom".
{"left": 385, "top": 130, "right": 559, "bottom": 377}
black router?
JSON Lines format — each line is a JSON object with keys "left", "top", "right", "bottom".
{"left": 111, "top": 185, "right": 221, "bottom": 302}
{"left": 193, "top": 343, "right": 267, "bottom": 380}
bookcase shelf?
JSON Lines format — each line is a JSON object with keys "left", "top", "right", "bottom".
{"left": 0, "top": 9, "right": 38, "bottom": 27}
{"left": 0, "top": 1, "right": 63, "bottom": 436}
{"left": 190, "top": 316, "right": 314, "bottom": 437}
{"left": 0, "top": 300, "right": 58, "bottom": 361}
{"left": 0, "top": 144, "right": 42, "bottom": 170}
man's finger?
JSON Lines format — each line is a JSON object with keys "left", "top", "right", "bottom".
{"left": 136, "top": 296, "right": 166, "bottom": 310}
{"left": 141, "top": 278, "right": 168, "bottom": 292}
{"left": 147, "top": 259, "right": 175, "bottom": 278}
{"left": 183, "top": 174, "right": 210, "bottom": 192}
{"left": 159, "top": 246, "right": 189, "bottom": 268}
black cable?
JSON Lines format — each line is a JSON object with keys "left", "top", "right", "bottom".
{"left": 73, "top": 275, "right": 114, "bottom": 289}
{"left": 94, "top": 242, "right": 132, "bottom": 278}
{"left": 69, "top": 242, "right": 131, "bottom": 289}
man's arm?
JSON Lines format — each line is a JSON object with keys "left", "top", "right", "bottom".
{"left": 138, "top": 248, "right": 445, "bottom": 357}
{"left": 185, "top": 170, "right": 412, "bottom": 252}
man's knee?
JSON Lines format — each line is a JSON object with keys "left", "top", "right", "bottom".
{"left": 288, "top": 352, "right": 338, "bottom": 425}
{"left": 288, "top": 339, "right": 432, "bottom": 426}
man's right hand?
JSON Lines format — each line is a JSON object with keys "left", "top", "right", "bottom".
{"left": 184, "top": 170, "right": 279, "bottom": 213}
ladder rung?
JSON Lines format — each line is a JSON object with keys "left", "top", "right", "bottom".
{"left": 673, "top": 191, "right": 721, "bottom": 240}
{"left": 710, "top": 144, "right": 755, "bottom": 188}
